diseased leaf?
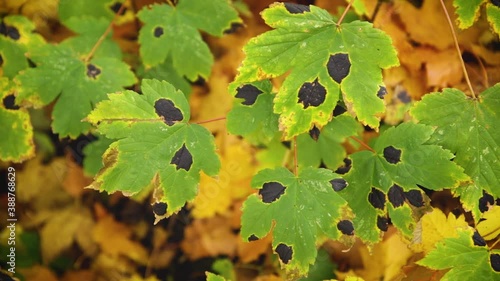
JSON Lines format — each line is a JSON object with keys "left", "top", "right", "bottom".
{"left": 241, "top": 167, "right": 347, "bottom": 275}
{"left": 137, "top": 0, "right": 240, "bottom": 80}
{"left": 339, "top": 123, "right": 468, "bottom": 243}
{"left": 410, "top": 85, "right": 500, "bottom": 219}
{"left": 296, "top": 113, "right": 362, "bottom": 170}
{"left": 453, "top": 0, "right": 484, "bottom": 29}
{"left": 15, "top": 43, "right": 136, "bottom": 138}
{"left": 418, "top": 229, "right": 500, "bottom": 280}
{"left": 227, "top": 80, "right": 279, "bottom": 144}
{"left": 487, "top": 3, "right": 500, "bottom": 34}
{"left": 86, "top": 79, "right": 220, "bottom": 216}
{"left": 477, "top": 206, "right": 500, "bottom": 240}
{"left": 82, "top": 136, "right": 113, "bottom": 176}
{"left": 233, "top": 3, "right": 399, "bottom": 138}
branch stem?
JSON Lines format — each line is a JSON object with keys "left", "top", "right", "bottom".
{"left": 350, "top": 136, "right": 376, "bottom": 153}
{"left": 195, "top": 116, "right": 226, "bottom": 125}
{"left": 439, "top": 0, "right": 476, "bottom": 98}
{"left": 84, "top": 2, "right": 126, "bottom": 63}
{"left": 337, "top": 0, "right": 355, "bottom": 26}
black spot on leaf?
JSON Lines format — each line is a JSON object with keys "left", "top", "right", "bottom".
{"left": 170, "top": 144, "right": 193, "bottom": 171}
{"left": 388, "top": 184, "right": 405, "bottom": 208}
{"left": 330, "top": 178, "right": 348, "bottom": 192}
{"left": 1, "top": 93, "right": 16, "bottom": 110}
{"left": 297, "top": 78, "right": 326, "bottom": 108}
{"left": 479, "top": 191, "right": 495, "bottom": 213}
{"left": 377, "top": 86, "right": 387, "bottom": 99}
{"left": 110, "top": 2, "right": 126, "bottom": 14}
{"left": 383, "top": 146, "right": 402, "bottom": 164}
{"left": 327, "top": 53, "right": 351, "bottom": 84}
{"left": 3, "top": 94, "right": 19, "bottom": 110}
{"left": 86, "top": 64, "right": 101, "bottom": 79}
{"left": 473, "top": 231, "right": 487, "bottom": 247}
{"left": 408, "top": 0, "right": 423, "bottom": 8}
{"left": 154, "top": 27, "right": 164, "bottom": 38}
{"left": 377, "top": 216, "right": 389, "bottom": 232}
{"left": 333, "top": 104, "right": 347, "bottom": 116}
{"left": 337, "top": 220, "right": 354, "bottom": 235}
{"left": 0, "top": 54, "right": 3, "bottom": 66}
{"left": 309, "top": 125, "right": 320, "bottom": 141}
{"left": 491, "top": 254, "right": 500, "bottom": 272}
{"left": 284, "top": 3, "right": 310, "bottom": 14}
{"left": 368, "top": 188, "right": 386, "bottom": 210}
{"left": 152, "top": 202, "right": 167, "bottom": 216}
{"left": 259, "top": 182, "right": 286, "bottom": 203}
{"left": 281, "top": 141, "right": 291, "bottom": 149}
{"left": 397, "top": 90, "right": 411, "bottom": 103}
{"left": 492, "top": 0, "right": 500, "bottom": 7}
{"left": 404, "top": 190, "right": 424, "bottom": 207}
{"left": 275, "top": 243, "right": 293, "bottom": 264}
{"left": 235, "top": 84, "right": 263, "bottom": 106}
{"left": 248, "top": 234, "right": 259, "bottom": 242}
{"left": 0, "top": 21, "right": 20, "bottom": 40}
{"left": 154, "top": 98, "right": 183, "bottom": 125}
{"left": 335, "top": 158, "right": 352, "bottom": 174}
{"left": 224, "top": 22, "right": 244, "bottom": 34}
{"left": 27, "top": 58, "right": 36, "bottom": 68}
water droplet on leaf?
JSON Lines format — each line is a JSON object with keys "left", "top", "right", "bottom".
{"left": 259, "top": 182, "right": 286, "bottom": 203}
{"left": 152, "top": 202, "right": 168, "bottom": 216}
{"left": 170, "top": 144, "right": 193, "bottom": 171}
{"left": 327, "top": 53, "right": 351, "bottom": 84}
{"left": 368, "top": 188, "right": 386, "bottom": 210}
{"left": 297, "top": 78, "right": 326, "bottom": 108}
{"left": 383, "top": 145, "right": 402, "bottom": 164}
{"left": 275, "top": 243, "right": 293, "bottom": 264}
{"left": 154, "top": 98, "right": 183, "bottom": 125}
{"left": 337, "top": 220, "right": 354, "bottom": 235}
{"left": 388, "top": 184, "right": 405, "bottom": 208}
{"left": 235, "top": 84, "right": 263, "bottom": 106}
{"left": 330, "top": 178, "right": 347, "bottom": 192}
{"left": 284, "top": 3, "right": 310, "bottom": 14}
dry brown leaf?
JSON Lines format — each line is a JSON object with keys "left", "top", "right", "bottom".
{"left": 61, "top": 270, "right": 96, "bottom": 281}
{"left": 62, "top": 155, "right": 92, "bottom": 198}
{"left": 18, "top": 265, "right": 58, "bottom": 281}
{"left": 181, "top": 216, "right": 237, "bottom": 260}
{"left": 92, "top": 215, "right": 149, "bottom": 264}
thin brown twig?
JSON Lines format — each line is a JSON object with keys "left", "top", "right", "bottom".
{"left": 195, "top": 116, "right": 226, "bottom": 125}
{"left": 475, "top": 53, "right": 489, "bottom": 88}
{"left": 165, "top": 0, "right": 175, "bottom": 7}
{"left": 293, "top": 136, "right": 298, "bottom": 176}
{"left": 350, "top": 135, "right": 376, "bottom": 153}
{"left": 84, "top": 2, "right": 126, "bottom": 63}
{"left": 337, "top": 0, "right": 356, "bottom": 27}
{"left": 439, "top": 0, "right": 476, "bottom": 98}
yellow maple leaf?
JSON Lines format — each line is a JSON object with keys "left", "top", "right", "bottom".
{"left": 412, "top": 208, "right": 469, "bottom": 253}
{"left": 191, "top": 139, "right": 254, "bottom": 218}
{"left": 477, "top": 206, "right": 500, "bottom": 240}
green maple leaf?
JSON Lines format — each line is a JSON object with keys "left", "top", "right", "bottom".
{"left": 86, "top": 79, "right": 220, "bottom": 215}
{"left": 339, "top": 123, "right": 468, "bottom": 243}
{"left": 297, "top": 113, "right": 362, "bottom": 170}
{"left": 452, "top": 0, "right": 500, "bottom": 34}
{"left": 0, "top": 78, "right": 34, "bottom": 162}
{"left": 137, "top": 0, "right": 240, "bottom": 80}
{"left": 453, "top": 0, "right": 484, "bottom": 29}
{"left": 418, "top": 228, "right": 500, "bottom": 280}
{"left": 58, "top": 0, "right": 124, "bottom": 24}
{"left": 411, "top": 85, "right": 500, "bottom": 219}
{"left": 206, "top": 272, "right": 226, "bottom": 281}
{"left": 233, "top": 3, "right": 398, "bottom": 139}
{"left": 82, "top": 136, "right": 113, "bottom": 176}
{"left": 241, "top": 167, "right": 348, "bottom": 275}
{"left": 0, "top": 15, "right": 45, "bottom": 79}
{"left": 227, "top": 80, "right": 279, "bottom": 144}
{"left": 15, "top": 43, "right": 136, "bottom": 138}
